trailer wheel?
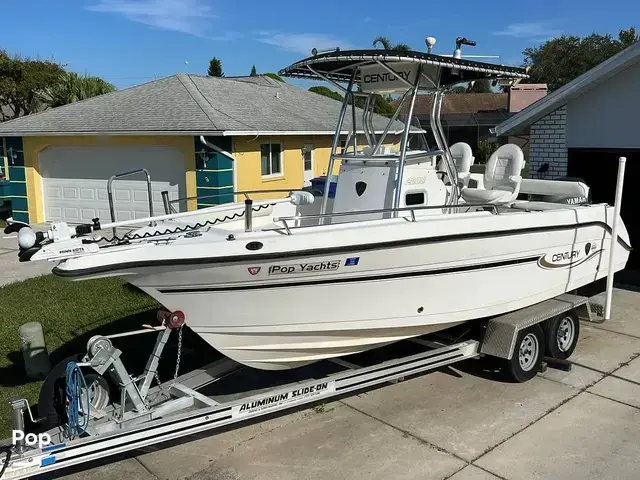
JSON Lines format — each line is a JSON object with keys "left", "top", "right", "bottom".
{"left": 38, "top": 355, "right": 113, "bottom": 430}
{"left": 505, "top": 324, "right": 545, "bottom": 383}
{"left": 544, "top": 311, "right": 580, "bottom": 360}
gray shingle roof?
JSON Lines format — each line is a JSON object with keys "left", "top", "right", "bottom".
{"left": 0, "top": 74, "right": 404, "bottom": 136}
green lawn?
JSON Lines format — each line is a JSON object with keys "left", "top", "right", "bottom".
{"left": 0, "top": 219, "right": 5, "bottom": 228}
{"left": 0, "top": 275, "right": 160, "bottom": 438}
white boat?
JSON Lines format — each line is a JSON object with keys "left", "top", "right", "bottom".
{"left": 9, "top": 40, "right": 631, "bottom": 370}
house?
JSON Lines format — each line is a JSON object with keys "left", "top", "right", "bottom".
{"left": 0, "top": 74, "right": 401, "bottom": 225}
{"left": 494, "top": 40, "right": 640, "bottom": 270}
{"left": 410, "top": 86, "right": 546, "bottom": 157}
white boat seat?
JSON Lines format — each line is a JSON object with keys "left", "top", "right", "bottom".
{"left": 438, "top": 142, "right": 475, "bottom": 186}
{"left": 461, "top": 144, "right": 524, "bottom": 204}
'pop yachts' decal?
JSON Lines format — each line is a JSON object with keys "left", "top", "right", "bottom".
{"left": 268, "top": 260, "right": 341, "bottom": 275}
{"left": 538, "top": 242, "right": 603, "bottom": 269}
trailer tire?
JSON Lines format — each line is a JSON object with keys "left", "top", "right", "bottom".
{"left": 544, "top": 311, "right": 580, "bottom": 360}
{"left": 38, "top": 355, "right": 113, "bottom": 430}
{"left": 504, "top": 324, "right": 545, "bottom": 383}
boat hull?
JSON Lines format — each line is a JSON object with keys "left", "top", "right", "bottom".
{"left": 128, "top": 213, "right": 630, "bottom": 370}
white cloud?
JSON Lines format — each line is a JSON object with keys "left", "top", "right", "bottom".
{"left": 493, "top": 22, "right": 561, "bottom": 40}
{"left": 86, "top": 0, "right": 219, "bottom": 37}
{"left": 257, "top": 32, "right": 352, "bottom": 55}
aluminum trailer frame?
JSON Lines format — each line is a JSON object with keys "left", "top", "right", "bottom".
{"left": 1, "top": 293, "right": 597, "bottom": 480}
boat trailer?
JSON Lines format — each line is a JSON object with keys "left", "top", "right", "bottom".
{"left": 1, "top": 293, "right": 602, "bottom": 479}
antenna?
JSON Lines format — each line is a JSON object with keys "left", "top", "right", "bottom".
{"left": 425, "top": 37, "right": 436, "bottom": 54}
{"left": 453, "top": 37, "right": 476, "bottom": 59}
{"left": 311, "top": 47, "right": 341, "bottom": 56}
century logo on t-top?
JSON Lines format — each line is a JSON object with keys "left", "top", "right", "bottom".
{"left": 268, "top": 260, "right": 341, "bottom": 275}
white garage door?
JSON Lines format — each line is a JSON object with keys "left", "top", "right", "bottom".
{"left": 39, "top": 146, "right": 186, "bottom": 223}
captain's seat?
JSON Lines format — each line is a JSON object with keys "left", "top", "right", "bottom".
{"left": 438, "top": 142, "right": 475, "bottom": 187}
{"left": 460, "top": 144, "right": 524, "bottom": 204}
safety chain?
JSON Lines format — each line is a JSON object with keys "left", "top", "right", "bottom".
{"left": 151, "top": 324, "right": 184, "bottom": 396}
{"left": 173, "top": 325, "right": 184, "bottom": 384}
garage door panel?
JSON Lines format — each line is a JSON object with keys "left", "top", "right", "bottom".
{"left": 39, "top": 146, "right": 187, "bottom": 223}
{"left": 63, "top": 187, "right": 78, "bottom": 200}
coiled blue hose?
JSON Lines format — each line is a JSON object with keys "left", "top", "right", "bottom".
{"left": 65, "top": 362, "right": 90, "bottom": 439}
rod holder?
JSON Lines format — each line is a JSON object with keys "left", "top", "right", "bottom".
{"left": 161, "top": 191, "right": 171, "bottom": 215}
{"left": 244, "top": 198, "right": 253, "bottom": 232}
{"left": 604, "top": 156, "right": 626, "bottom": 320}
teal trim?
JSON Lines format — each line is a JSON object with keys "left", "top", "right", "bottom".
{"left": 5, "top": 137, "right": 23, "bottom": 151}
{"left": 10, "top": 182, "right": 27, "bottom": 197}
{"left": 196, "top": 169, "right": 233, "bottom": 188}
{"left": 196, "top": 186, "right": 233, "bottom": 205}
{"left": 194, "top": 136, "right": 233, "bottom": 170}
{"left": 0, "top": 137, "right": 4, "bottom": 157}
{"left": 203, "top": 154, "right": 233, "bottom": 171}
{"left": 12, "top": 211, "right": 29, "bottom": 223}
{"left": 194, "top": 136, "right": 234, "bottom": 207}
{"left": 9, "top": 197, "right": 28, "bottom": 212}
{"left": 5, "top": 137, "right": 24, "bottom": 166}
{"left": 195, "top": 136, "right": 232, "bottom": 153}
{"left": 0, "top": 180, "right": 9, "bottom": 199}
{"left": 8, "top": 166, "right": 26, "bottom": 182}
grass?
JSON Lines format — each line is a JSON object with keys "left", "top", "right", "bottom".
{"left": 0, "top": 275, "right": 160, "bottom": 438}
{"left": 0, "top": 219, "right": 5, "bottom": 228}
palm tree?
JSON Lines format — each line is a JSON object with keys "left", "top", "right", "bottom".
{"left": 372, "top": 36, "right": 412, "bottom": 53}
{"left": 40, "top": 72, "right": 115, "bottom": 109}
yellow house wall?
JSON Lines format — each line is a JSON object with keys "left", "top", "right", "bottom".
{"left": 232, "top": 134, "right": 402, "bottom": 201}
{"left": 22, "top": 136, "right": 196, "bottom": 223}
{"left": 233, "top": 135, "right": 336, "bottom": 201}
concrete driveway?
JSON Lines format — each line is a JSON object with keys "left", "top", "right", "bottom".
{"left": 54, "top": 288, "right": 640, "bottom": 480}
{"left": 0, "top": 227, "right": 52, "bottom": 287}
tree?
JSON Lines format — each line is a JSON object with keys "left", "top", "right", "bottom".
{"left": 466, "top": 79, "right": 492, "bottom": 93}
{"left": 476, "top": 139, "right": 500, "bottom": 164}
{"left": 523, "top": 27, "right": 638, "bottom": 91}
{"left": 207, "top": 57, "right": 224, "bottom": 77}
{"left": 372, "top": 36, "right": 411, "bottom": 53}
{"left": 0, "top": 50, "right": 65, "bottom": 121}
{"left": 263, "top": 72, "right": 285, "bottom": 82}
{"left": 309, "top": 85, "right": 343, "bottom": 102}
{"left": 308, "top": 84, "right": 397, "bottom": 117}
{"left": 40, "top": 72, "right": 115, "bottom": 109}
{"left": 357, "top": 94, "right": 396, "bottom": 117}
{"left": 449, "top": 86, "right": 467, "bottom": 94}
{"left": 250, "top": 64, "right": 257, "bottom": 76}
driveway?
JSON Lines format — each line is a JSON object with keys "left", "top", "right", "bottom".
{"left": 54, "top": 288, "right": 640, "bottom": 480}
{"left": 0, "top": 227, "right": 52, "bottom": 287}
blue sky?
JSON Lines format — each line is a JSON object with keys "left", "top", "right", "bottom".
{"left": 1, "top": 0, "right": 638, "bottom": 90}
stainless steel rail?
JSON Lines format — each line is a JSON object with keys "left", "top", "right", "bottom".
{"left": 330, "top": 150, "right": 444, "bottom": 162}
{"left": 107, "top": 168, "right": 154, "bottom": 236}
{"left": 273, "top": 203, "right": 500, "bottom": 235}
{"left": 160, "top": 188, "right": 317, "bottom": 215}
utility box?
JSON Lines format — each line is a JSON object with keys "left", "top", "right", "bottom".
{"left": 19, "top": 322, "right": 51, "bottom": 380}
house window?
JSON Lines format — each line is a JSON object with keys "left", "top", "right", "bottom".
{"left": 261, "top": 143, "right": 282, "bottom": 177}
